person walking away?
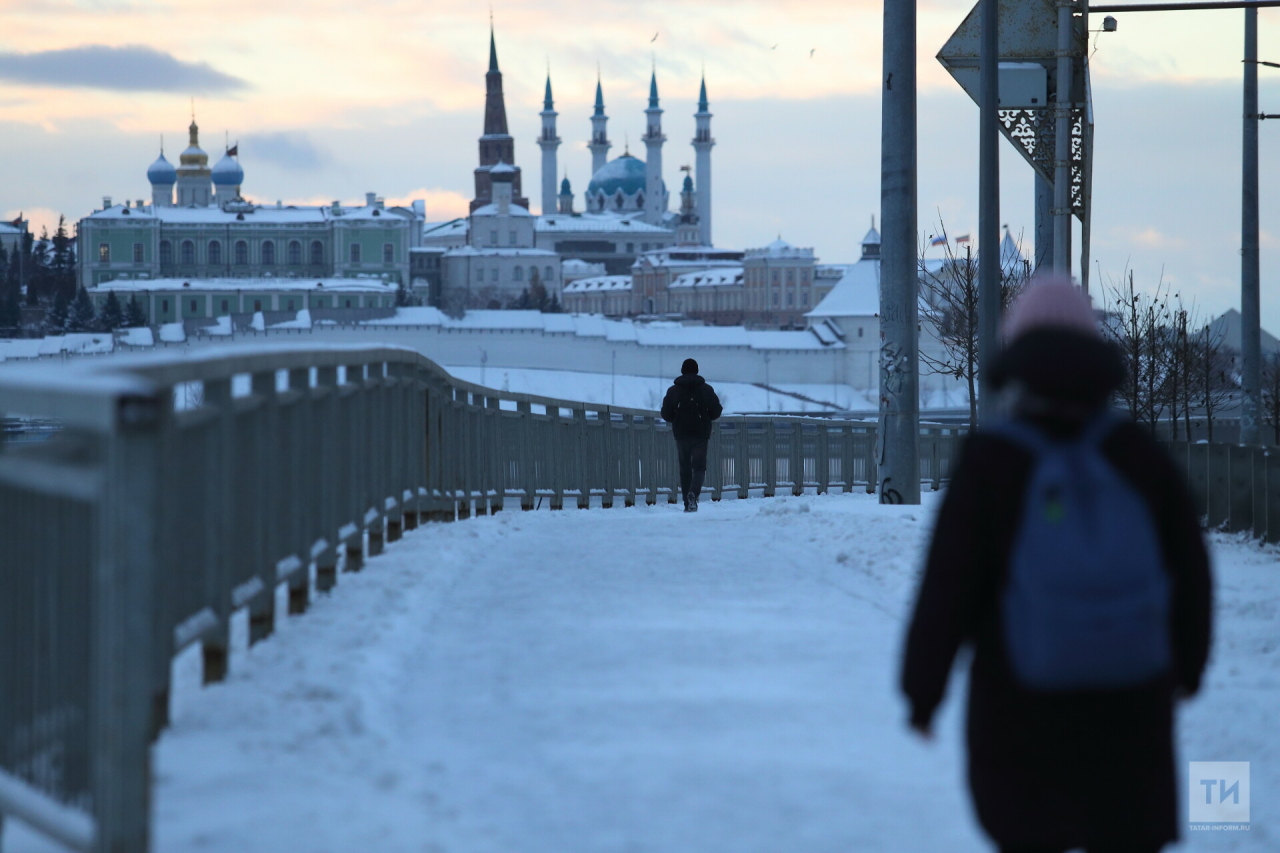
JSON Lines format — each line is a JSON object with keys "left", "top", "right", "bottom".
{"left": 900, "top": 276, "right": 1212, "bottom": 853}
{"left": 661, "top": 358, "right": 722, "bottom": 512}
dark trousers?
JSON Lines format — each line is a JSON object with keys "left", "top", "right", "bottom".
{"left": 676, "top": 436, "right": 708, "bottom": 500}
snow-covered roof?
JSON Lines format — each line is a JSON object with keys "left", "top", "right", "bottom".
{"left": 84, "top": 203, "right": 414, "bottom": 225}
{"left": 472, "top": 202, "right": 534, "bottom": 217}
{"left": 89, "top": 277, "right": 396, "bottom": 293}
{"left": 744, "top": 238, "right": 815, "bottom": 260}
{"left": 444, "top": 246, "right": 558, "bottom": 258}
{"left": 536, "top": 214, "right": 671, "bottom": 234}
{"left": 806, "top": 258, "right": 879, "bottom": 318}
{"left": 668, "top": 267, "right": 744, "bottom": 289}
{"left": 0, "top": 223, "right": 23, "bottom": 236}
{"left": 361, "top": 308, "right": 841, "bottom": 351}
{"left": 424, "top": 219, "right": 468, "bottom": 236}
{"left": 564, "top": 275, "right": 632, "bottom": 293}
{"left": 561, "top": 259, "right": 607, "bottom": 273}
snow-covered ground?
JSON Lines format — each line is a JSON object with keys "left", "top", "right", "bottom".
{"left": 4, "top": 493, "right": 1276, "bottom": 852}
{"left": 443, "top": 364, "right": 878, "bottom": 414}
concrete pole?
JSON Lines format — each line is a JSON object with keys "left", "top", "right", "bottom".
{"left": 1242, "top": 7, "right": 1262, "bottom": 445}
{"left": 978, "top": 0, "right": 1001, "bottom": 425}
{"left": 1054, "top": 1, "right": 1075, "bottom": 275}
{"left": 1035, "top": 173, "right": 1055, "bottom": 272}
{"left": 878, "top": 0, "right": 920, "bottom": 505}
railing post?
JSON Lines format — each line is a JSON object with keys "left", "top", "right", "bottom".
{"left": 576, "top": 407, "right": 591, "bottom": 509}
{"left": 517, "top": 399, "right": 535, "bottom": 510}
{"left": 286, "top": 366, "right": 311, "bottom": 614}
{"left": 487, "top": 395, "right": 504, "bottom": 514}
{"left": 202, "top": 377, "right": 233, "bottom": 677}
{"left": 93, "top": 391, "right": 162, "bottom": 853}
{"left": 710, "top": 422, "right": 723, "bottom": 502}
{"left": 764, "top": 420, "right": 778, "bottom": 498}
{"left": 314, "top": 365, "right": 339, "bottom": 591}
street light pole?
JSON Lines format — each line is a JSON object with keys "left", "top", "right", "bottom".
{"left": 1242, "top": 6, "right": 1262, "bottom": 444}
{"left": 978, "top": 0, "right": 1001, "bottom": 425}
{"left": 1054, "top": 0, "right": 1076, "bottom": 275}
{"left": 879, "top": 0, "right": 920, "bottom": 504}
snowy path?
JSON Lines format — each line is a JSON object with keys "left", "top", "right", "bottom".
{"left": 6, "top": 493, "right": 1278, "bottom": 852}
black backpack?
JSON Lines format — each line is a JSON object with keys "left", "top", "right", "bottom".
{"left": 673, "top": 384, "right": 707, "bottom": 432}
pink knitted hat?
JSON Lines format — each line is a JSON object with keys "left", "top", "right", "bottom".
{"left": 1002, "top": 274, "right": 1099, "bottom": 343}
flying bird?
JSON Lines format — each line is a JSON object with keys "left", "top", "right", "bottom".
{"left": 771, "top": 43, "right": 778, "bottom": 50}
{"left": 810, "top": 48, "right": 816, "bottom": 58}
{"left": 651, "top": 32, "right": 659, "bottom": 42}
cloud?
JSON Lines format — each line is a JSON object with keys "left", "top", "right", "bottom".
{"left": 0, "top": 44, "right": 246, "bottom": 94}
{"left": 241, "top": 132, "right": 327, "bottom": 171}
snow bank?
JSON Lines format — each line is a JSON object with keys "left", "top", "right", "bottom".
{"left": 158, "top": 323, "right": 186, "bottom": 343}
{"left": 118, "top": 327, "right": 155, "bottom": 347}
{"left": 269, "top": 309, "right": 312, "bottom": 330}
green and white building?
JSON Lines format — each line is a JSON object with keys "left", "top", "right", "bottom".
{"left": 76, "top": 120, "right": 424, "bottom": 291}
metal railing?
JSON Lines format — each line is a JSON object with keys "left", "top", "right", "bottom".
{"left": 0, "top": 344, "right": 966, "bottom": 852}
{"left": 1165, "top": 439, "right": 1280, "bottom": 543}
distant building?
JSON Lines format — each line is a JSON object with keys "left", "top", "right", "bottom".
{"left": 77, "top": 120, "right": 424, "bottom": 289}
{"left": 561, "top": 274, "right": 632, "bottom": 315}
{"left": 630, "top": 245, "right": 744, "bottom": 316}
{"left": 741, "top": 237, "right": 819, "bottom": 328}
{"left": 87, "top": 276, "right": 398, "bottom": 325}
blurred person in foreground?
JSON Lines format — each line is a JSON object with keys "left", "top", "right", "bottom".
{"left": 660, "top": 358, "right": 722, "bottom": 512}
{"left": 900, "top": 276, "right": 1212, "bottom": 853}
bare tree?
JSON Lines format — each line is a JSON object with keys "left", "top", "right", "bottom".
{"left": 918, "top": 221, "right": 1029, "bottom": 431}
{"left": 1192, "top": 320, "right": 1236, "bottom": 442}
{"left": 1104, "top": 271, "right": 1174, "bottom": 436}
{"left": 1261, "top": 351, "right": 1280, "bottom": 445}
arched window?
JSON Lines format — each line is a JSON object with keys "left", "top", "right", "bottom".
{"left": 636, "top": 192, "right": 644, "bottom": 208}
{"left": 207, "top": 240, "right": 222, "bottom": 266}
{"left": 288, "top": 240, "right": 302, "bottom": 265}
{"left": 350, "top": 243, "right": 361, "bottom": 263}
{"left": 383, "top": 243, "right": 394, "bottom": 263}
{"left": 309, "top": 240, "right": 324, "bottom": 265}
{"left": 159, "top": 240, "right": 172, "bottom": 265}
{"left": 261, "top": 241, "right": 276, "bottom": 266}
{"left": 181, "top": 240, "right": 194, "bottom": 265}
{"left": 615, "top": 192, "right": 624, "bottom": 210}
{"left": 514, "top": 266, "right": 523, "bottom": 281}
{"left": 234, "top": 240, "right": 248, "bottom": 265}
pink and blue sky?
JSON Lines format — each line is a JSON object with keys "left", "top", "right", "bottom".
{"left": 2, "top": 0, "right": 1279, "bottom": 326}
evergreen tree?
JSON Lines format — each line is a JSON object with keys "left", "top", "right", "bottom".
{"left": 20, "top": 231, "right": 35, "bottom": 305}
{"left": 51, "top": 216, "right": 74, "bottom": 292}
{"left": 123, "top": 294, "right": 147, "bottom": 328}
{"left": 0, "top": 241, "right": 9, "bottom": 291}
{"left": 30, "top": 227, "right": 51, "bottom": 303}
{"left": 66, "top": 286, "right": 97, "bottom": 332}
{"left": 0, "top": 288, "right": 20, "bottom": 337}
{"left": 100, "top": 290, "right": 124, "bottom": 330}
{"left": 44, "top": 288, "right": 68, "bottom": 334}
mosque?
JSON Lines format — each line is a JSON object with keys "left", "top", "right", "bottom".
{"left": 423, "top": 27, "right": 716, "bottom": 306}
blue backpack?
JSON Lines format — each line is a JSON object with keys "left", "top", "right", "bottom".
{"left": 989, "top": 413, "right": 1172, "bottom": 691}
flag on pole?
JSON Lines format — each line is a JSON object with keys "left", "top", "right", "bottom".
{"left": 227, "top": 143, "right": 238, "bottom": 157}
{"left": 8, "top": 214, "right": 22, "bottom": 227}
{"left": 929, "top": 235, "right": 947, "bottom": 247}
{"left": 955, "top": 234, "right": 971, "bottom": 244}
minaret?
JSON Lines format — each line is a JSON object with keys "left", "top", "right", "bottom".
{"left": 538, "top": 73, "right": 561, "bottom": 215}
{"left": 588, "top": 75, "right": 611, "bottom": 177}
{"left": 643, "top": 69, "right": 667, "bottom": 225}
{"left": 692, "top": 74, "right": 715, "bottom": 246}
{"left": 473, "top": 25, "right": 528, "bottom": 212}
{"left": 558, "top": 174, "right": 574, "bottom": 214}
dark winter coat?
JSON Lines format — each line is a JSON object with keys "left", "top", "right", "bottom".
{"left": 900, "top": 329, "right": 1213, "bottom": 849}
{"left": 660, "top": 374, "right": 723, "bottom": 441}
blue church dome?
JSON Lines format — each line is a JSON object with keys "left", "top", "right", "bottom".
{"left": 147, "top": 153, "right": 177, "bottom": 185}
{"left": 211, "top": 151, "right": 244, "bottom": 186}
{"left": 586, "top": 154, "right": 646, "bottom": 198}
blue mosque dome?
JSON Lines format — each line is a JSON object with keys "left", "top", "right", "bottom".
{"left": 147, "top": 152, "right": 177, "bottom": 186}
{"left": 682, "top": 173, "right": 694, "bottom": 192}
{"left": 586, "top": 153, "right": 646, "bottom": 199}
{"left": 211, "top": 151, "right": 244, "bottom": 186}
{"left": 560, "top": 175, "right": 572, "bottom": 195}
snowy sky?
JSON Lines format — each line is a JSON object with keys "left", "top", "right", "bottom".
{"left": 2, "top": 0, "right": 1280, "bottom": 328}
